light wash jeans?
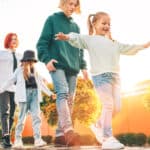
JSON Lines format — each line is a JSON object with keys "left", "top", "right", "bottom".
{"left": 50, "top": 69, "right": 77, "bottom": 137}
{"left": 15, "top": 88, "right": 42, "bottom": 141}
{"left": 92, "top": 72, "right": 121, "bottom": 137}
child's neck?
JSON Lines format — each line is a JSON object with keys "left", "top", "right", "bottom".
{"left": 95, "top": 33, "right": 104, "bottom": 36}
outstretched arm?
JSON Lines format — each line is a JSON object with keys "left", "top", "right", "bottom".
{"left": 117, "top": 38, "right": 150, "bottom": 55}
{"left": 55, "top": 32, "right": 89, "bottom": 50}
{"left": 55, "top": 32, "right": 89, "bottom": 80}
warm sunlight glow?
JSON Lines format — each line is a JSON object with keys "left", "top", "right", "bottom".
{"left": 1, "top": 0, "right": 150, "bottom": 92}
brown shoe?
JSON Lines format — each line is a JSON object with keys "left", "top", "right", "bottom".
{"left": 54, "top": 136, "right": 66, "bottom": 147}
{"left": 64, "top": 130, "right": 80, "bottom": 146}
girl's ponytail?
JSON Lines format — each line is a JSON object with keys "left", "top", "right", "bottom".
{"left": 87, "top": 14, "right": 95, "bottom": 35}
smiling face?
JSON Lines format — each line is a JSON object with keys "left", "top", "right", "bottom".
{"left": 93, "top": 14, "right": 111, "bottom": 36}
{"left": 61, "top": 0, "right": 79, "bottom": 17}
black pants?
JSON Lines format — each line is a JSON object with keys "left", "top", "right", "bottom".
{"left": 0, "top": 91, "right": 16, "bottom": 136}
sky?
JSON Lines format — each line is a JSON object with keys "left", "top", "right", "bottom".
{"left": 0, "top": 0, "right": 150, "bottom": 91}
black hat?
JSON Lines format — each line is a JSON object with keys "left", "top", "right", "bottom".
{"left": 21, "top": 50, "right": 37, "bottom": 62}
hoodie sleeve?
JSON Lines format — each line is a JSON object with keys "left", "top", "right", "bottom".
{"left": 36, "top": 16, "right": 53, "bottom": 64}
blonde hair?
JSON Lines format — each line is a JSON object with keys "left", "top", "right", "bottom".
{"left": 22, "top": 61, "right": 35, "bottom": 80}
{"left": 87, "top": 12, "right": 109, "bottom": 35}
{"left": 59, "top": 0, "right": 81, "bottom": 14}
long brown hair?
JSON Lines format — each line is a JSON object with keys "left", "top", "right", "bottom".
{"left": 87, "top": 12, "right": 109, "bottom": 35}
{"left": 21, "top": 61, "right": 35, "bottom": 80}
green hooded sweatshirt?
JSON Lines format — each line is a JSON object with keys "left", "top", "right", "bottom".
{"left": 36, "top": 12, "right": 87, "bottom": 75}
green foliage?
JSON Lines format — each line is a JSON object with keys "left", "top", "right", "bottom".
{"left": 147, "top": 136, "right": 150, "bottom": 145}
{"left": 122, "top": 133, "right": 136, "bottom": 146}
{"left": 116, "top": 133, "right": 136, "bottom": 146}
{"left": 116, "top": 133, "right": 128, "bottom": 145}
{"left": 116, "top": 133, "right": 147, "bottom": 146}
{"left": 135, "top": 133, "right": 147, "bottom": 146}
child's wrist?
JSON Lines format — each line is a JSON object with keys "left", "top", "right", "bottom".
{"left": 144, "top": 42, "right": 150, "bottom": 48}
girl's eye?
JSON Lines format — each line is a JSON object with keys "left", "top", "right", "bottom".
{"left": 103, "top": 23, "right": 110, "bottom": 26}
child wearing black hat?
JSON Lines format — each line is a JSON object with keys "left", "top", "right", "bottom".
{"left": 0, "top": 50, "right": 53, "bottom": 148}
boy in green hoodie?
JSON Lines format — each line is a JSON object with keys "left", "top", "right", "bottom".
{"left": 36, "top": 0, "right": 88, "bottom": 147}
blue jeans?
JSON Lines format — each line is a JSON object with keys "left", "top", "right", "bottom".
{"left": 92, "top": 72, "right": 121, "bottom": 137}
{"left": 15, "top": 88, "right": 42, "bottom": 141}
{"left": 50, "top": 69, "right": 77, "bottom": 136}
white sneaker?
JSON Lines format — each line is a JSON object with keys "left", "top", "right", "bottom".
{"left": 90, "top": 124, "right": 103, "bottom": 144}
{"left": 102, "top": 136, "right": 124, "bottom": 150}
{"left": 34, "top": 139, "right": 47, "bottom": 147}
{"left": 13, "top": 139, "right": 23, "bottom": 148}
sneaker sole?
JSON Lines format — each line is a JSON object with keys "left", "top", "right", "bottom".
{"left": 102, "top": 146, "right": 125, "bottom": 150}
{"left": 34, "top": 144, "right": 47, "bottom": 147}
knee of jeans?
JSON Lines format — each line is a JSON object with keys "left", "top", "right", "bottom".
{"left": 32, "top": 115, "right": 41, "bottom": 123}
{"left": 57, "top": 92, "right": 69, "bottom": 100}
{"left": 103, "top": 102, "right": 114, "bottom": 111}
{"left": 68, "top": 94, "right": 74, "bottom": 100}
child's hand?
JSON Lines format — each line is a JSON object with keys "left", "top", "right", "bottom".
{"left": 46, "top": 59, "right": 58, "bottom": 71}
{"left": 51, "top": 94, "right": 57, "bottom": 100}
{"left": 55, "top": 32, "right": 69, "bottom": 40}
{"left": 144, "top": 41, "right": 150, "bottom": 48}
{"left": 82, "top": 69, "right": 89, "bottom": 80}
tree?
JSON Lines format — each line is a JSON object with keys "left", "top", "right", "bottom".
{"left": 72, "top": 77, "right": 101, "bottom": 126}
{"left": 40, "top": 77, "right": 101, "bottom": 126}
